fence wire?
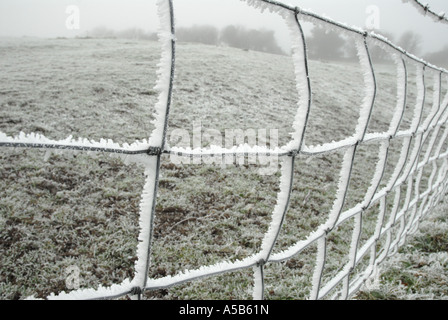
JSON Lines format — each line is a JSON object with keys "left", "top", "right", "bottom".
{"left": 1, "top": 0, "right": 448, "bottom": 300}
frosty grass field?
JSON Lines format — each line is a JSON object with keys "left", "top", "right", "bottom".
{"left": 1, "top": 37, "right": 447, "bottom": 300}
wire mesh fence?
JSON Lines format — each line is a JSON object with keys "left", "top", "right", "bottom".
{"left": 1, "top": 0, "right": 448, "bottom": 300}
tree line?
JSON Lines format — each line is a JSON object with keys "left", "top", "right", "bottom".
{"left": 306, "top": 26, "right": 448, "bottom": 68}
{"left": 177, "top": 25, "right": 285, "bottom": 55}
{"left": 82, "top": 25, "right": 448, "bottom": 68}
{"left": 83, "top": 25, "right": 285, "bottom": 55}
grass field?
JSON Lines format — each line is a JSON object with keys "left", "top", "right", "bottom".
{"left": 0, "top": 37, "right": 447, "bottom": 300}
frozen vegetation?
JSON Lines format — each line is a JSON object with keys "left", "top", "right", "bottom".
{"left": 0, "top": 35, "right": 447, "bottom": 300}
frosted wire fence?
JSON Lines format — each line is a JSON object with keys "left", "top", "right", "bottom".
{"left": 1, "top": 0, "right": 448, "bottom": 300}
{"left": 403, "top": 0, "right": 448, "bottom": 25}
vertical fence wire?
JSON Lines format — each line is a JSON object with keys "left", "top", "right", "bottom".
{"left": 1, "top": 0, "right": 448, "bottom": 300}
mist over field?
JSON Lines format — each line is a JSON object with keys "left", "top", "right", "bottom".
{"left": 1, "top": 0, "right": 448, "bottom": 300}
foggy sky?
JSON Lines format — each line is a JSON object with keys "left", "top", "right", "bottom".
{"left": 0, "top": 0, "right": 447, "bottom": 54}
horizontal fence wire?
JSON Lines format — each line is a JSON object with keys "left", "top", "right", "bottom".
{"left": 1, "top": 0, "right": 448, "bottom": 300}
